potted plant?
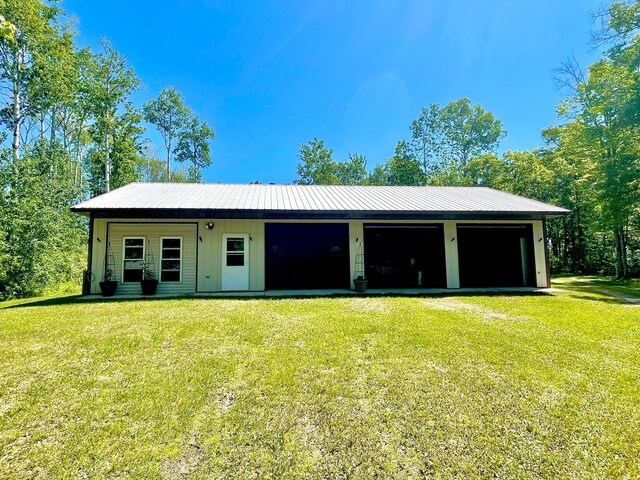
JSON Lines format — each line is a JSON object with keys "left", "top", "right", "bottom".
{"left": 353, "top": 275, "right": 368, "bottom": 293}
{"left": 140, "top": 265, "right": 158, "bottom": 296}
{"left": 99, "top": 269, "right": 118, "bottom": 297}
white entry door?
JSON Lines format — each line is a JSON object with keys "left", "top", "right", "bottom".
{"left": 222, "top": 234, "right": 249, "bottom": 291}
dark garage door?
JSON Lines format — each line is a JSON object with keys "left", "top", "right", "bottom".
{"left": 265, "top": 223, "right": 350, "bottom": 290}
{"left": 457, "top": 225, "right": 536, "bottom": 288}
{"left": 363, "top": 224, "right": 447, "bottom": 288}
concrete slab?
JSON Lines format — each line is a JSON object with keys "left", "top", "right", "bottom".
{"left": 80, "top": 287, "right": 548, "bottom": 300}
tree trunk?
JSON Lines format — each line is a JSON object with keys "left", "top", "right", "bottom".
{"left": 620, "top": 224, "right": 629, "bottom": 279}
{"left": 49, "top": 108, "right": 56, "bottom": 146}
{"left": 613, "top": 224, "right": 629, "bottom": 279}
{"left": 40, "top": 114, "right": 46, "bottom": 141}
{"left": 105, "top": 131, "right": 110, "bottom": 192}
{"left": 166, "top": 141, "right": 171, "bottom": 181}
{"left": 12, "top": 72, "right": 20, "bottom": 162}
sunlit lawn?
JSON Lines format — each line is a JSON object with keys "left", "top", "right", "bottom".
{"left": 553, "top": 275, "right": 640, "bottom": 299}
{"left": 1, "top": 281, "right": 638, "bottom": 478}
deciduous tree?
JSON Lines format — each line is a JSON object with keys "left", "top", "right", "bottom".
{"left": 143, "top": 87, "right": 190, "bottom": 181}
{"left": 175, "top": 116, "right": 214, "bottom": 182}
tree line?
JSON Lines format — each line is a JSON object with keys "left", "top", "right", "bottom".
{"left": 295, "top": 3, "right": 640, "bottom": 279}
{"left": 0, "top": 0, "right": 214, "bottom": 298}
{"left": 0, "top": 0, "right": 637, "bottom": 299}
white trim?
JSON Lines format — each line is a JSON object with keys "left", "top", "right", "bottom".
{"left": 443, "top": 221, "right": 460, "bottom": 288}
{"left": 122, "top": 237, "right": 145, "bottom": 283}
{"left": 160, "top": 236, "right": 183, "bottom": 283}
{"left": 221, "top": 233, "right": 250, "bottom": 291}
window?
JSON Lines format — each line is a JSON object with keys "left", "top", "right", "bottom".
{"left": 226, "top": 237, "right": 245, "bottom": 266}
{"left": 123, "top": 238, "right": 145, "bottom": 282}
{"left": 161, "top": 237, "right": 182, "bottom": 282}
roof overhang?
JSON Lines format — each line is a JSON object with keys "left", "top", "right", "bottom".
{"left": 70, "top": 207, "right": 569, "bottom": 220}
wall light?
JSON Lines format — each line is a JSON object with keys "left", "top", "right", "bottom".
{"left": 206, "top": 222, "right": 214, "bottom": 230}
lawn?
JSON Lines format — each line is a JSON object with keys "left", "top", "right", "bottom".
{"left": 0, "top": 283, "right": 638, "bottom": 479}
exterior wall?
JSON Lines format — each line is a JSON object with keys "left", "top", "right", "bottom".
{"left": 89, "top": 220, "right": 197, "bottom": 295}
{"left": 198, "top": 219, "right": 265, "bottom": 292}
{"left": 88, "top": 217, "right": 549, "bottom": 294}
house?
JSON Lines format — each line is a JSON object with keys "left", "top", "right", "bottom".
{"left": 71, "top": 183, "right": 569, "bottom": 295}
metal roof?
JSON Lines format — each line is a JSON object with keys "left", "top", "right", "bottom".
{"left": 71, "top": 183, "right": 570, "bottom": 219}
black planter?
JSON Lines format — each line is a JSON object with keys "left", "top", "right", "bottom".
{"left": 99, "top": 280, "right": 118, "bottom": 297}
{"left": 353, "top": 278, "right": 368, "bottom": 293}
{"left": 140, "top": 279, "right": 158, "bottom": 296}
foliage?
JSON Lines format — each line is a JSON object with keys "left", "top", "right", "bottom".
{"left": 174, "top": 115, "right": 215, "bottom": 182}
{"left": 0, "top": 0, "right": 215, "bottom": 298}
{"left": 0, "top": 143, "right": 85, "bottom": 298}
{"left": 143, "top": 87, "right": 191, "bottom": 181}
{"left": 85, "top": 102, "right": 146, "bottom": 195}
{"left": 336, "top": 153, "right": 367, "bottom": 185}
{"left": 409, "top": 98, "right": 505, "bottom": 171}
{"left": 370, "top": 140, "right": 425, "bottom": 186}
{"left": 296, "top": 137, "right": 339, "bottom": 185}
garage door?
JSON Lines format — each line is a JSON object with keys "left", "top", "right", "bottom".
{"left": 363, "top": 224, "right": 446, "bottom": 288}
{"left": 457, "top": 225, "right": 535, "bottom": 288}
{"left": 265, "top": 223, "right": 350, "bottom": 290}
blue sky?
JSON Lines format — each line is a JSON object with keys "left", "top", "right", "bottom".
{"left": 63, "top": 0, "right": 603, "bottom": 183}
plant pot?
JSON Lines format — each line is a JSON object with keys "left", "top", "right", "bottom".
{"left": 140, "top": 279, "right": 158, "bottom": 296}
{"left": 99, "top": 280, "right": 118, "bottom": 297}
{"left": 353, "top": 278, "right": 368, "bottom": 293}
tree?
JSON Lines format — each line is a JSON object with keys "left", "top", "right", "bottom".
{"left": 438, "top": 98, "right": 505, "bottom": 167}
{"left": 366, "top": 164, "right": 388, "bottom": 186}
{"left": 409, "top": 104, "right": 443, "bottom": 173}
{"left": 555, "top": 57, "right": 640, "bottom": 278}
{"left": 335, "top": 153, "right": 367, "bottom": 185}
{"left": 174, "top": 115, "right": 215, "bottom": 182}
{"left": 83, "top": 40, "right": 139, "bottom": 192}
{"left": 85, "top": 103, "right": 145, "bottom": 195}
{"left": 143, "top": 87, "right": 190, "bottom": 181}
{"left": 462, "top": 153, "right": 506, "bottom": 187}
{"left": 365, "top": 141, "right": 425, "bottom": 186}
{"left": 540, "top": 124, "right": 605, "bottom": 273}
{"left": 0, "top": 142, "right": 85, "bottom": 297}
{"left": 0, "top": 0, "right": 68, "bottom": 160}
{"left": 385, "top": 140, "right": 425, "bottom": 185}
{"left": 408, "top": 98, "right": 505, "bottom": 171}
{"left": 296, "top": 137, "right": 339, "bottom": 185}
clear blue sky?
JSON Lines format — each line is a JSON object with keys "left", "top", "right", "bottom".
{"left": 63, "top": 0, "right": 603, "bottom": 184}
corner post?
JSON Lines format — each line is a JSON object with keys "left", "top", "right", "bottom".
{"left": 349, "top": 221, "right": 364, "bottom": 289}
{"left": 83, "top": 213, "right": 95, "bottom": 295}
{"left": 532, "top": 220, "right": 548, "bottom": 288}
{"left": 443, "top": 221, "right": 460, "bottom": 288}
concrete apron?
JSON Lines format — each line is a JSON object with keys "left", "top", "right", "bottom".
{"left": 80, "top": 287, "right": 547, "bottom": 300}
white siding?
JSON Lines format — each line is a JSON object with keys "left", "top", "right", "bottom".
{"left": 197, "top": 219, "right": 265, "bottom": 292}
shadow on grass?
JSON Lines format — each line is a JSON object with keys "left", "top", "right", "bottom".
{"left": 3, "top": 290, "right": 555, "bottom": 310}
{"left": 563, "top": 293, "right": 631, "bottom": 306}
{"left": 1, "top": 294, "right": 191, "bottom": 309}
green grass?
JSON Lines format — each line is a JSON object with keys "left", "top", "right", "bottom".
{"left": 1, "top": 283, "right": 638, "bottom": 478}
{"left": 553, "top": 275, "right": 640, "bottom": 299}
